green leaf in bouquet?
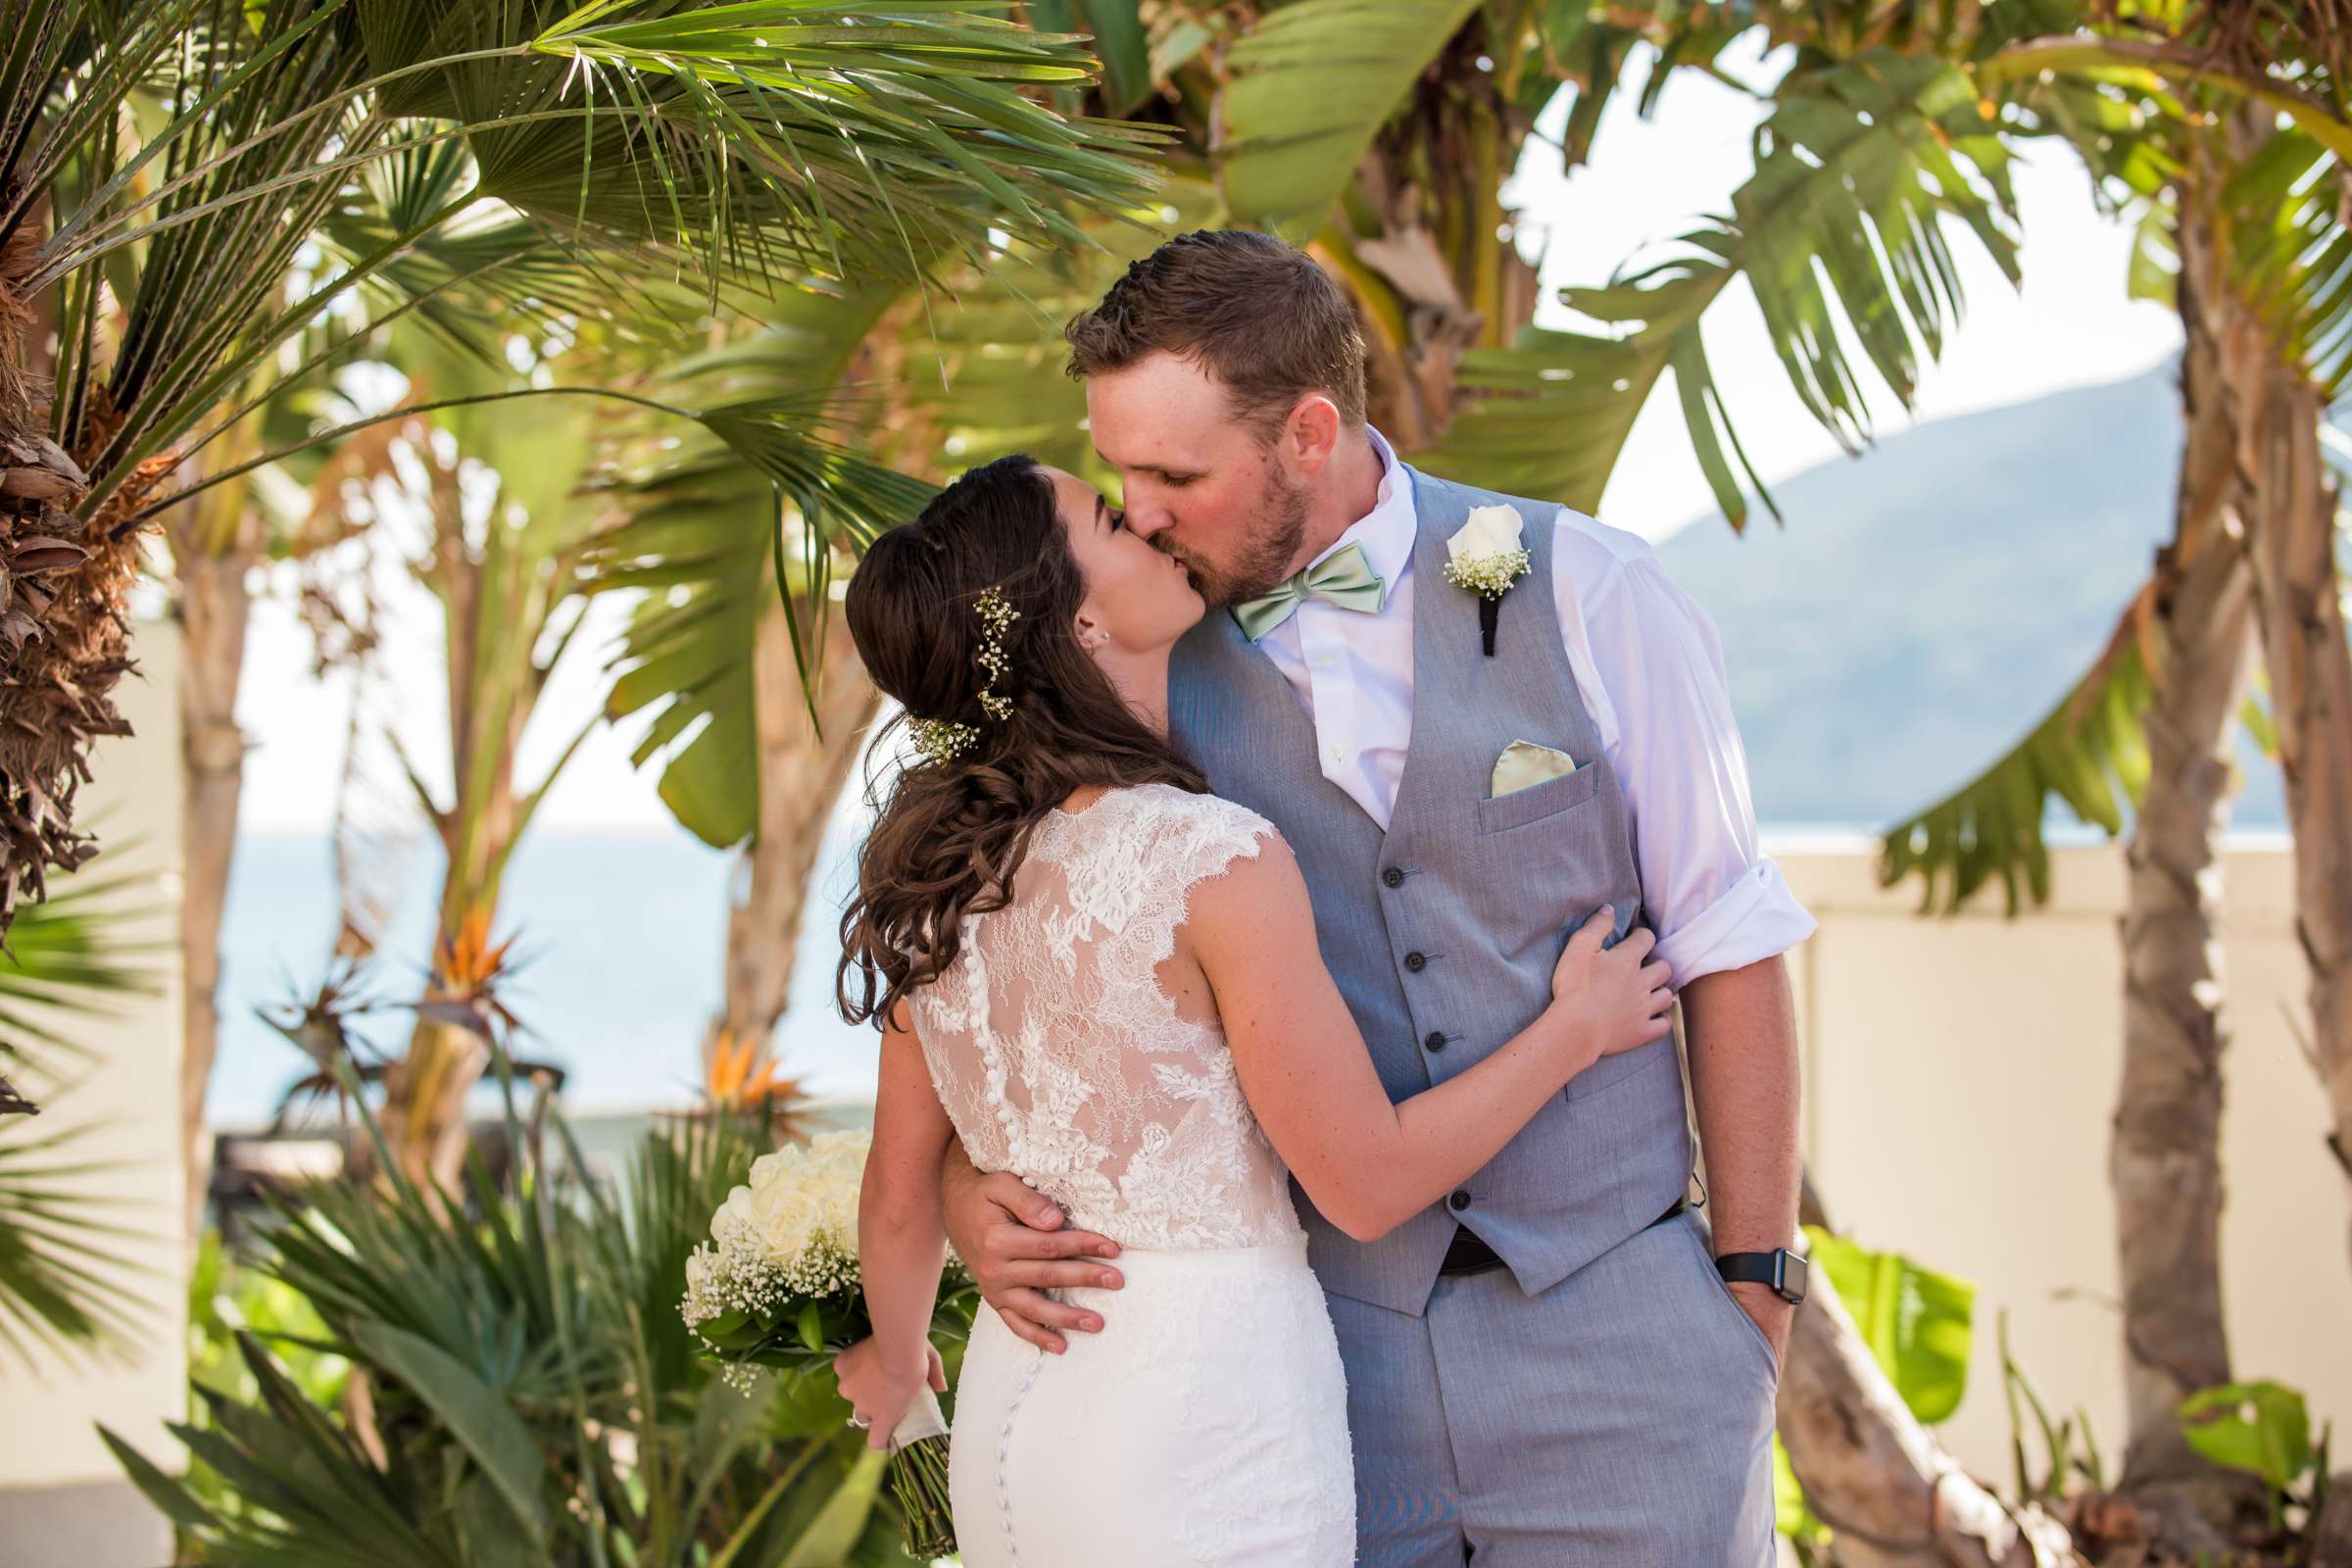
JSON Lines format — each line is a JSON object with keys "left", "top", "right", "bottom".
{"left": 693, "top": 1306, "right": 756, "bottom": 1346}
{"left": 798, "top": 1300, "right": 828, "bottom": 1356}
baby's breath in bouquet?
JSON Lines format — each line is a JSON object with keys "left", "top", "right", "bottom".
{"left": 680, "top": 1129, "right": 973, "bottom": 1557}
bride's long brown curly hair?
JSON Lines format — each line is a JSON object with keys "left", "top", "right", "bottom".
{"left": 836, "top": 455, "right": 1207, "bottom": 1029}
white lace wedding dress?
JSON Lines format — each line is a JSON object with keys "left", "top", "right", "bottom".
{"left": 906, "top": 783, "right": 1355, "bottom": 1567}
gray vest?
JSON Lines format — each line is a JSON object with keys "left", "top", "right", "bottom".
{"left": 1169, "top": 468, "right": 1693, "bottom": 1315}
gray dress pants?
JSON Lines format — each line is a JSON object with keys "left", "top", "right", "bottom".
{"left": 1328, "top": 1209, "right": 1780, "bottom": 1566}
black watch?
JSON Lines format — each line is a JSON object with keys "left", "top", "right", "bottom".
{"left": 1715, "top": 1249, "right": 1808, "bottom": 1305}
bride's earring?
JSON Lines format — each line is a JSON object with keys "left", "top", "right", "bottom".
{"left": 1075, "top": 613, "right": 1110, "bottom": 652}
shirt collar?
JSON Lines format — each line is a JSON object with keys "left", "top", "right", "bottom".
{"left": 1302, "top": 425, "right": 1416, "bottom": 590}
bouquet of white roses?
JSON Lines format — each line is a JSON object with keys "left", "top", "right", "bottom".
{"left": 680, "top": 1128, "right": 972, "bottom": 1557}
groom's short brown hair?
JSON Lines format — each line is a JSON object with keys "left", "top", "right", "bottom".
{"left": 1064, "top": 230, "right": 1368, "bottom": 436}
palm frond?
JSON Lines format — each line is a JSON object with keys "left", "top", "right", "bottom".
{"left": 0, "top": 858, "right": 166, "bottom": 1362}
{"left": 0, "top": 862, "right": 167, "bottom": 1061}
{"left": 1878, "top": 585, "right": 2157, "bottom": 916}
{"left": 587, "top": 281, "right": 915, "bottom": 847}
{"left": 107, "top": 1059, "right": 878, "bottom": 1564}
{"left": 1434, "top": 49, "right": 2023, "bottom": 526}
{"left": 1214, "top": 0, "right": 1486, "bottom": 235}
{"left": 0, "top": 1109, "right": 156, "bottom": 1367}
{"left": 1538, "top": 0, "right": 1768, "bottom": 166}
{"left": 2225, "top": 126, "right": 2352, "bottom": 397}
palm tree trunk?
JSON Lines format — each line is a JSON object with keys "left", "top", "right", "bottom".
{"left": 2316, "top": 1468, "right": 2352, "bottom": 1565}
{"left": 1779, "top": 1260, "right": 2084, "bottom": 1566}
{"left": 2107, "top": 190, "right": 2262, "bottom": 1531}
{"left": 1779, "top": 1176, "right": 2086, "bottom": 1563}
{"left": 381, "top": 1015, "right": 489, "bottom": 1196}
{"left": 176, "top": 540, "right": 257, "bottom": 1238}
{"left": 706, "top": 602, "right": 879, "bottom": 1066}
{"left": 2237, "top": 328, "right": 2352, "bottom": 1243}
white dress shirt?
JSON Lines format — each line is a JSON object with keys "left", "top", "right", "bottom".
{"left": 1251, "top": 428, "right": 1817, "bottom": 987}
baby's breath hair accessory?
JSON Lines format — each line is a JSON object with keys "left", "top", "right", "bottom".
{"left": 971, "top": 586, "right": 1019, "bottom": 721}
{"left": 908, "top": 718, "right": 979, "bottom": 766}
{"left": 906, "top": 586, "right": 1021, "bottom": 767}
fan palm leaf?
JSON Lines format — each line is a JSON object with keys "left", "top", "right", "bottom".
{"left": 2, "top": 0, "right": 1160, "bottom": 938}
{"left": 0, "top": 860, "right": 167, "bottom": 1362}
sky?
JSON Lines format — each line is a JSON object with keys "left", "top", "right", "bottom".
{"left": 230, "top": 37, "right": 2184, "bottom": 837}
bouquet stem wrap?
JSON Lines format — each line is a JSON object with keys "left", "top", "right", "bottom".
{"left": 884, "top": 1389, "right": 955, "bottom": 1558}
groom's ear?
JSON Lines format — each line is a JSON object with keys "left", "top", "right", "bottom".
{"left": 1281, "top": 394, "right": 1344, "bottom": 474}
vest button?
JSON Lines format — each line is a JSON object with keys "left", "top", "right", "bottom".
{"left": 1449, "top": 1191, "right": 1472, "bottom": 1212}
{"left": 1424, "top": 1032, "right": 1446, "bottom": 1054}
{"left": 1403, "top": 952, "right": 1427, "bottom": 972}
{"left": 1382, "top": 866, "right": 1405, "bottom": 889}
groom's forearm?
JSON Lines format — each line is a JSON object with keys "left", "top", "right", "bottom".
{"left": 1678, "top": 954, "right": 1801, "bottom": 1258}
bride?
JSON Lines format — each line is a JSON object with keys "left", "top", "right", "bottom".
{"left": 828, "top": 455, "right": 1672, "bottom": 1566}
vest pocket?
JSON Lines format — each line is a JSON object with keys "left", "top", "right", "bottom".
{"left": 1474, "top": 757, "right": 1602, "bottom": 834}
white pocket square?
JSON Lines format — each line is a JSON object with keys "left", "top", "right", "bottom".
{"left": 1491, "top": 740, "right": 1578, "bottom": 799}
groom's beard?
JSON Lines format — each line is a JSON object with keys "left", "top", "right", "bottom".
{"left": 1163, "top": 469, "right": 1308, "bottom": 609}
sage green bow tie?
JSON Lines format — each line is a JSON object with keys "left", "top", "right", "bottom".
{"left": 1230, "top": 542, "right": 1389, "bottom": 641}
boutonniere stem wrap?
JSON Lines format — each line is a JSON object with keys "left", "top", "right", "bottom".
{"left": 1443, "top": 505, "right": 1532, "bottom": 657}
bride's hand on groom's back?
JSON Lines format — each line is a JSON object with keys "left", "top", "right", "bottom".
{"left": 940, "top": 1157, "right": 1126, "bottom": 1354}
{"left": 1545, "top": 908, "right": 1677, "bottom": 1068}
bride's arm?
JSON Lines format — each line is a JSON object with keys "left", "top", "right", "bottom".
{"left": 1185, "top": 835, "right": 1670, "bottom": 1245}
{"left": 839, "top": 1000, "right": 955, "bottom": 1444}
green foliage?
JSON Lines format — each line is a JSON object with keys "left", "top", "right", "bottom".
{"left": 1802, "top": 1225, "right": 1975, "bottom": 1424}
{"left": 2180, "top": 1379, "right": 2334, "bottom": 1537}
{"left": 0, "top": 865, "right": 168, "bottom": 1364}
{"left": 1216, "top": 0, "right": 1488, "bottom": 234}
{"left": 1430, "top": 50, "right": 2022, "bottom": 527}
{"left": 1999, "top": 1308, "right": 2109, "bottom": 1506}
{"left": 108, "top": 1086, "right": 923, "bottom": 1567}
{"left": 1878, "top": 604, "right": 2154, "bottom": 916}
{"left": 180, "top": 1231, "right": 352, "bottom": 1531}
{"left": 587, "top": 281, "right": 926, "bottom": 847}
{"left": 1772, "top": 1435, "right": 1829, "bottom": 1556}
{"left": 1775, "top": 1230, "right": 1979, "bottom": 1558}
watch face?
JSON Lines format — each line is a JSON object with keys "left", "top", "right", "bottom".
{"left": 1778, "top": 1251, "right": 1809, "bottom": 1303}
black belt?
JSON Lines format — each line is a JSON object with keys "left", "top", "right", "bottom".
{"left": 1438, "top": 1199, "right": 1689, "bottom": 1277}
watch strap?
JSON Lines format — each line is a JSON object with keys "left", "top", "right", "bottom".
{"left": 1714, "top": 1249, "right": 1807, "bottom": 1303}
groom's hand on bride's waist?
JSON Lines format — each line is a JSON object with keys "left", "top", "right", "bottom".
{"left": 942, "top": 1163, "right": 1124, "bottom": 1355}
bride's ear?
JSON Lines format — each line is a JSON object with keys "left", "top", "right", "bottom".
{"left": 1073, "top": 609, "right": 1110, "bottom": 652}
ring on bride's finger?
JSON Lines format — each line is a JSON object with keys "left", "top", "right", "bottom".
{"left": 848, "top": 1414, "right": 871, "bottom": 1429}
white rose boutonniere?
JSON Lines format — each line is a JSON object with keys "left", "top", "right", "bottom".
{"left": 1443, "top": 503, "right": 1532, "bottom": 656}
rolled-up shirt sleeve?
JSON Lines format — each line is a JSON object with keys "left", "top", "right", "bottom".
{"left": 1551, "top": 512, "right": 1817, "bottom": 986}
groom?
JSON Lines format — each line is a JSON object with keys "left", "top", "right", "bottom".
{"left": 937, "top": 230, "right": 1815, "bottom": 1564}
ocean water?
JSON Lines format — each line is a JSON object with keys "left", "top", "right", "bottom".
{"left": 208, "top": 796, "right": 2114, "bottom": 1131}
{"left": 211, "top": 788, "right": 885, "bottom": 1130}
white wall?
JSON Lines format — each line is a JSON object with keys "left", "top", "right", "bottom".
{"left": 1773, "top": 833, "right": 2352, "bottom": 1485}
{"left": 0, "top": 613, "right": 186, "bottom": 1548}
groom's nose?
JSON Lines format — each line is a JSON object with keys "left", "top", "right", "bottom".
{"left": 1124, "top": 500, "right": 1176, "bottom": 540}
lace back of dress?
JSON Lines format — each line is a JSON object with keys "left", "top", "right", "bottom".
{"left": 908, "top": 785, "right": 1304, "bottom": 1251}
